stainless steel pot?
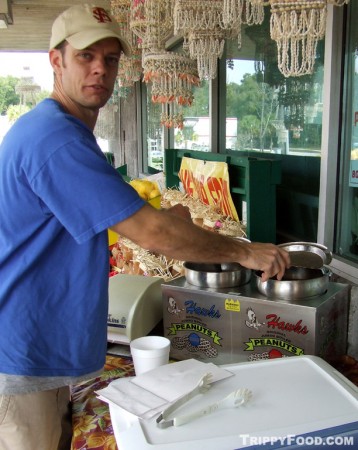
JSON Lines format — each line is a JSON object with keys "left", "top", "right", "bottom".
{"left": 184, "top": 262, "right": 251, "bottom": 288}
{"left": 254, "top": 267, "right": 330, "bottom": 300}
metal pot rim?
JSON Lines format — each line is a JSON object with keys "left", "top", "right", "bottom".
{"left": 278, "top": 242, "right": 332, "bottom": 268}
{"left": 184, "top": 261, "right": 251, "bottom": 288}
{"left": 254, "top": 267, "right": 329, "bottom": 300}
{"left": 183, "top": 262, "right": 243, "bottom": 272}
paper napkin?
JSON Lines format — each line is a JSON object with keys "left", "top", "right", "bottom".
{"left": 96, "top": 359, "right": 233, "bottom": 420}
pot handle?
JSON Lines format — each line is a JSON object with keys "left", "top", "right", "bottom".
{"left": 312, "top": 243, "right": 332, "bottom": 265}
{"left": 322, "top": 266, "right": 332, "bottom": 278}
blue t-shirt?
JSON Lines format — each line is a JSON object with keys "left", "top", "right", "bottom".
{"left": 0, "top": 99, "right": 145, "bottom": 377}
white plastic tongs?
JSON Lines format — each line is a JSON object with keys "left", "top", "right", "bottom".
{"left": 156, "top": 373, "right": 252, "bottom": 428}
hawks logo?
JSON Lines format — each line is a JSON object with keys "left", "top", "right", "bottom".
{"left": 92, "top": 7, "right": 112, "bottom": 24}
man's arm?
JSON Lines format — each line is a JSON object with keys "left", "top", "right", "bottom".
{"left": 110, "top": 203, "right": 290, "bottom": 282}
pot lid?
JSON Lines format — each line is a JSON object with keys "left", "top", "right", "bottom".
{"left": 278, "top": 242, "right": 332, "bottom": 269}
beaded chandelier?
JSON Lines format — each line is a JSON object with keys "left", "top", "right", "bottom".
{"left": 110, "top": 0, "right": 142, "bottom": 88}
{"left": 185, "top": 28, "right": 227, "bottom": 80}
{"left": 223, "top": 0, "right": 265, "bottom": 52}
{"left": 143, "top": 51, "right": 200, "bottom": 128}
{"left": 126, "top": 0, "right": 201, "bottom": 129}
{"left": 243, "top": 0, "right": 265, "bottom": 25}
{"left": 109, "top": 0, "right": 352, "bottom": 100}
{"left": 269, "top": 0, "right": 349, "bottom": 77}
{"left": 94, "top": 102, "right": 118, "bottom": 140}
{"left": 174, "top": 0, "right": 228, "bottom": 80}
{"left": 130, "top": 0, "right": 174, "bottom": 51}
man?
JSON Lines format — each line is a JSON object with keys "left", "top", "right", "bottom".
{"left": 0, "top": 4, "right": 290, "bottom": 449}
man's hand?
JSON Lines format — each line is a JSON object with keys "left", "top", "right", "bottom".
{"left": 240, "top": 242, "right": 291, "bottom": 282}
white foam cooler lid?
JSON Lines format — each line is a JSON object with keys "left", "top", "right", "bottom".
{"left": 109, "top": 356, "right": 358, "bottom": 449}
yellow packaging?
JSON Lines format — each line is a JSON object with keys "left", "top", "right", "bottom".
{"left": 148, "top": 195, "right": 161, "bottom": 209}
{"left": 108, "top": 229, "right": 119, "bottom": 246}
{"left": 108, "top": 178, "right": 162, "bottom": 245}
{"left": 108, "top": 195, "right": 161, "bottom": 246}
{"left": 178, "top": 157, "right": 239, "bottom": 221}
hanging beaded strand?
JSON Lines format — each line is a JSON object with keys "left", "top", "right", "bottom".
{"left": 269, "top": 0, "right": 327, "bottom": 77}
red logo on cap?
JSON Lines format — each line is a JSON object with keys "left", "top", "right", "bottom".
{"left": 92, "top": 7, "right": 112, "bottom": 23}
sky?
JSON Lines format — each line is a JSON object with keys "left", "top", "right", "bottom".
{"left": 227, "top": 59, "right": 255, "bottom": 83}
{"left": 0, "top": 52, "right": 53, "bottom": 91}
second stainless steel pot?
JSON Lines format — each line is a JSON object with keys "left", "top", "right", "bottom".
{"left": 184, "top": 262, "right": 251, "bottom": 288}
{"left": 254, "top": 267, "right": 330, "bottom": 300}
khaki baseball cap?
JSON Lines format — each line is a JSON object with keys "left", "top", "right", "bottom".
{"left": 49, "top": 4, "right": 131, "bottom": 56}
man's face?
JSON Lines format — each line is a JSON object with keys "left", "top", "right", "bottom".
{"left": 55, "top": 37, "right": 121, "bottom": 110}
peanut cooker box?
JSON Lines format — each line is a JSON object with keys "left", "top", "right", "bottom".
{"left": 162, "top": 277, "right": 350, "bottom": 365}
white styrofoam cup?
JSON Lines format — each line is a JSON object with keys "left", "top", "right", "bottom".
{"left": 130, "top": 336, "right": 170, "bottom": 375}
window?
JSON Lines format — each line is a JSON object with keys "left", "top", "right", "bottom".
{"left": 173, "top": 80, "right": 210, "bottom": 152}
{"left": 335, "top": 0, "right": 358, "bottom": 266}
{"left": 225, "top": 13, "right": 324, "bottom": 156}
{"left": 142, "top": 7, "right": 325, "bottom": 162}
{"left": 145, "top": 83, "right": 164, "bottom": 171}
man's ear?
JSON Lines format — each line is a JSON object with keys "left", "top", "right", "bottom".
{"left": 49, "top": 49, "right": 63, "bottom": 76}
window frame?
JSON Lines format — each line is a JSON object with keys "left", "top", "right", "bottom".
{"left": 318, "top": 3, "right": 358, "bottom": 283}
